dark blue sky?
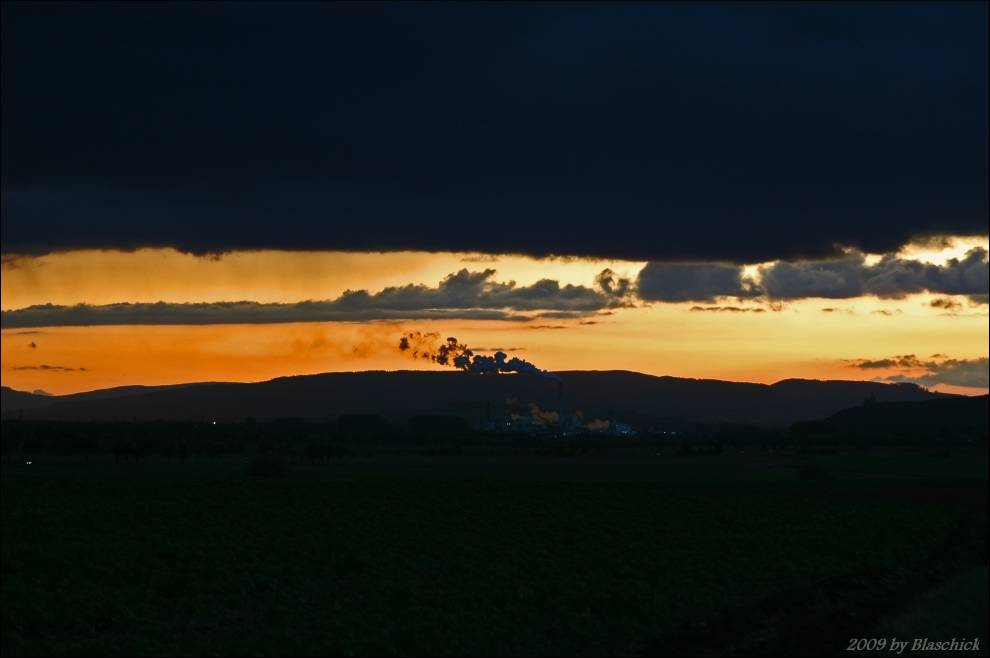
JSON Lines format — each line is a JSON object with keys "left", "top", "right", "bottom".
{"left": 2, "top": 1, "right": 986, "bottom": 261}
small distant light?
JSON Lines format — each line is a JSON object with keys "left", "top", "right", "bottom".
{"left": 212, "top": 420, "right": 217, "bottom": 425}
{"left": 25, "top": 461, "right": 32, "bottom": 465}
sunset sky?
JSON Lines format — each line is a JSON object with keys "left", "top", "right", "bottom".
{"left": 1, "top": 3, "right": 987, "bottom": 396}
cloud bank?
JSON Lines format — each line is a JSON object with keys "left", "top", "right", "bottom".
{"left": 760, "top": 248, "right": 988, "bottom": 300}
{"left": 4, "top": 249, "right": 986, "bottom": 327}
{"left": 638, "top": 248, "right": 989, "bottom": 303}
{"left": 636, "top": 263, "right": 761, "bottom": 303}
{"left": 1, "top": 269, "right": 631, "bottom": 328}
{"left": 849, "top": 355, "right": 989, "bottom": 389}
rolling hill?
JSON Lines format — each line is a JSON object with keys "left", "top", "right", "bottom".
{"left": 823, "top": 394, "right": 989, "bottom": 435}
{"left": 1, "top": 370, "right": 953, "bottom": 427}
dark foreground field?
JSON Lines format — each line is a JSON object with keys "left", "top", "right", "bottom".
{"left": 2, "top": 452, "right": 987, "bottom": 657}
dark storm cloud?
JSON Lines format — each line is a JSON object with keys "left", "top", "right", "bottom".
{"left": 0, "top": 269, "right": 625, "bottom": 327}
{"left": 2, "top": 3, "right": 986, "bottom": 260}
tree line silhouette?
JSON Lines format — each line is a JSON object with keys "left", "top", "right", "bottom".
{"left": 1, "top": 407, "right": 984, "bottom": 465}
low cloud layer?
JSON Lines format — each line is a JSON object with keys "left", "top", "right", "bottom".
{"left": 636, "top": 263, "right": 761, "bottom": 302}
{"left": 930, "top": 298, "right": 963, "bottom": 312}
{"left": 10, "top": 364, "right": 87, "bottom": 372}
{"left": 335, "top": 268, "right": 631, "bottom": 313}
{"left": 760, "top": 248, "right": 988, "bottom": 300}
{"left": 1, "top": 269, "right": 630, "bottom": 328}
{"left": 637, "top": 248, "right": 988, "bottom": 303}
{"left": 848, "top": 355, "right": 989, "bottom": 389}
{"left": 689, "top": 305, "right": 767, "bottom": 313}
{"left": 851, "top": 355, "right": 928, "bottom": 370}
{"left": 4, "top": 251, "right": 986, "bottom": 328}
{"left": 886, "top": 359, "right": 989, "bottom": 389}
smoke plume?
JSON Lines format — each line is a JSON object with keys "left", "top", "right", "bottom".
{"left": 398, "top": 332, "right": 560, "bottom": 381}
{"left": 528, "top": 403, "right": 560, "bottom": 425}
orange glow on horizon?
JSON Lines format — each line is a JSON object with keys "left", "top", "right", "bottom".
{"left": 0, "top": 248, "right": 645, "bottom": 310}
{"left": 2, "top": 247, "right": 986, "bottom": 397}
{"left": 3, "top": 302, "right": 986, "bottom": 396}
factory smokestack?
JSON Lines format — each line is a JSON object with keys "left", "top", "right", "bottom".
{"left": 398, "top": 332, "right": 560, "bottom": 381}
